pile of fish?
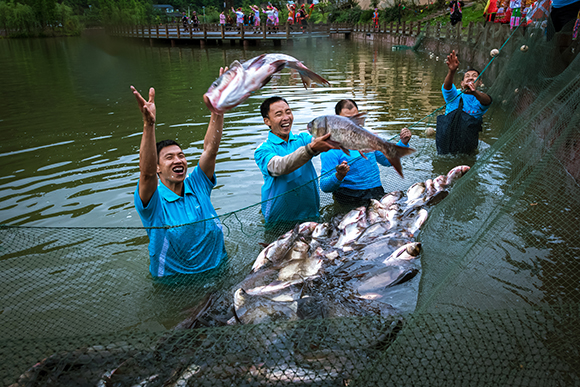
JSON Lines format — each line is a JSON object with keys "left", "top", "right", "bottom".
{"left": 231, "top": 165, "right": 470, "bottom": 326}
{"left": 10, "top": 166, "right": 470, "bottom": 387}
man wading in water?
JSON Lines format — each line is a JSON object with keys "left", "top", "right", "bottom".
{"left": 131, "top": 67, "right": 230, "bottom": 278}
{"left": 436, "top": 50, "right": 492, "bottom": 154}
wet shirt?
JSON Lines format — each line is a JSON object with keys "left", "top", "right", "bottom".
{"left": 254, "top": 131, "right": 320, "bottom": 224}
{"left": 442, "top": 84, "right": 490, "bottom": 121}
{"left": 319, "top": 140, "right": 408, "bottom": 192}
{"left": 134, "top": 166, "right": 226, "bottom": 278}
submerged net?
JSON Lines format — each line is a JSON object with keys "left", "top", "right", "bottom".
{"left": 1, "top": 26, "right": 580, "bottom": 386}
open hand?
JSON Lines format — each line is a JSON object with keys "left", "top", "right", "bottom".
{"left": 131, "top": 86, "right": 156, "bottom": 126}
{"left": 445, "top": 50, "right": 459, "bottom": 72}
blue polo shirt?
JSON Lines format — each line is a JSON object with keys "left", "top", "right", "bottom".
{"left": 254, "top": 131, "right": 320, "bottom": 224}
{"left": 442, "top": 84, "right": 490, "bottom": 121}
{"left": 319, "top": 139, "right": 408, "bottom": 192}
{"left": 134, "top": 165, "right": 226, "bottom": 278}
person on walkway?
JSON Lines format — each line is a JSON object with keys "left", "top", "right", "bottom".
{"left": 254, "top": 97, "right": 338, "bottom": 224}
{"left": 219, "top": 11, "right": 226, "bottom": 28}
{"left": 263, "top": 5, "right": 276, "bottom": 32}
{"left": 510, "top": 0, "right": 522, "bottom": 28}
{"left": 297, "top": 4, "right": 309, "bottom": 31}
{"left": 436, "top": 50, "right": 492, "bottom": 155}
{"left": 373, "top": 8, "right": 380, "bottom": 29}
{"left": 232, "top": 7, "right": 244, "bottom": 29}
{"left": 191, "top": 11, "right": 199, "bottom": 31}
{"left": 550, "top": 0, "right": 580, "bottom": 33}
{"left": 250, "top": 5, "right": 261, "bottom": 32}
{"left": 484, "top": 0, "right": 499, "bottom": 22}
{"left": 287, "top": 3, "right": 296, "bottom": 26}
{"left": 130, "top": 67, "right": 230, "bottom": 278}
{"left": 449, "top": 0, "right": 464, "bottom": 25}
{"left": 320, "top": 99, "right": 412, "bottom": 207}
{"left": 181, "top": 12, "right": 189, "bottom": 32}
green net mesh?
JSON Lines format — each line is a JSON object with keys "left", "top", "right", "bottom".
{"left": 2, "top": 26, "right": 580, "bottom": 386}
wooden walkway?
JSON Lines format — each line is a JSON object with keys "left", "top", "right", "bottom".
{"left": 109, "top": 23, "right": 354, "bottom": 45}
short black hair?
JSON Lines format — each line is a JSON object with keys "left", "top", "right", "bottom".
{"left": 260, "top": 96, "right": 289, "bottom": 118}
{"left": 335, "top": 99, "right": 359, "bottom": 115}
{"left": 156, "top": 140, "right": 181, "bottom": 159}
{"left": 465, "top": 68, "right": 480, "bottom": 76}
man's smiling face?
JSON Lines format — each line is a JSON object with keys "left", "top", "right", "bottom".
{"left": 157, "top": 145, "right": 187, "bottom": 185}
{"left": 264, "top": 100, "right": 294, "bottom": 141}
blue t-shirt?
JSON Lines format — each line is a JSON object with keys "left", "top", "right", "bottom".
{"left": 254, "top": 131, "right": 320, "bottom": 224}
{"left": 442, "top": 84, "right": 490, "bottom": 121}
{"left": 134, "top": 165, "right": 226, "bottom": 278}
{"left": 320, "top": 139, "right": 408, "bottom": 192}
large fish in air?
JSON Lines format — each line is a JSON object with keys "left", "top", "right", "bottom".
{"left": 203, "top": 53, "right": 329, "bottom": 114}
{"left": 307, "top": 114, "right": 416, "bottom": 178}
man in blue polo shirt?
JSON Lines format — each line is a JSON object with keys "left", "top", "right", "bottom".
{"left": 436, "top": 50, "right": 492, "bottom": 154}
{"left": 130, "top": 69, "right": 228, "bottom": 278}
{"left": 254, "top": 97, "right": 338, "bottom": 224}
{"left": 320, "top": 99, "right": 412, "bottom": 206}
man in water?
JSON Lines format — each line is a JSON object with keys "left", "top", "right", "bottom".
{"left": 320, "top": 99, "right": 412, "bottom": 206}
{"left": 437, "top": 50, "right": 492, "bottom": 154}
{"left": 131, "top": 67, "right": 229, "bottom": 278}
{"left": 254, "top": 97, "right": 338, "bottom": 224}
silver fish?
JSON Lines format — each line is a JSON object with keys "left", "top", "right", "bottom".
{"left": 251, "top": 225, "right": 300, "bottom": 272}
{"left": 433, "top": 175, "right": 448, "bottom": 191}
{"left": 382, "top": 242, "right": 422, "bottom": 265}
{"left": 204, "top": 53, "right": 329, "bottom": 114}
{"left": 307, "top": 114, "right": 415, "bottom": 178}
{"left": 406, "top": 182, "right": 426, "bottom": 203}
{"left": 407, "top": 208, "right": 428, "bottom": 236}
{"left": 233, "top": 288, "right": 298, "bottom": 325}
{"left": 446, "top": 165, "right": 471, "bottom": 185}
{"left": 338, "top": 206, "right": 367, "bottom": 230}
{"left": 380, "top": 190, "right": 403, "bottom": 207}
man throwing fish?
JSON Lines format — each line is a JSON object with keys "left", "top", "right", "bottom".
{"left": 436, "top": 50, "right": 492, "bottom": 154}
{"left": 254, "top": 97, "right": 339, "bottom": 224}
{"left": 320, "top": 99, "right": 412, "bottom": 206}
{"left": 131, "top": 68, "right": 228, "bottom": 278}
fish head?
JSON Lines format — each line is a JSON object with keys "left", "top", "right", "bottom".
{"left": 203, "top": 61, "right": 248, "bottom": 114}
{"left": 306, "top": 116, "right": 327, "bottom": 137}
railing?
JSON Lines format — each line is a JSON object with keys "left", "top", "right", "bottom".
{"left": 110, "top": 22, "right": 355, "bottom": 40}
{"left": 110, "top": 20, "right": 512, "bottom": 46}
{"left": 351, "top": 20, "right": 512, "bottom": 44}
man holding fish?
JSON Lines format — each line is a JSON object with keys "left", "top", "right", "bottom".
{"left": 130, "top": 67, "right": 229, "bottom": 279}
{"left": 254, "top": 97, "right": 339, "bottom": 225}
{"left": 320, "top": 99, "right": 413, "bottom": 206}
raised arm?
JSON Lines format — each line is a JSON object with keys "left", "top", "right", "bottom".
{"left": 444, "top": 50, "right": 459, "bottom": 90}
{"left": 131, "top": 86, "right": 158, "bottom": 207}
{"left": 199, "top": 67, "right": 228, "bottom": 181}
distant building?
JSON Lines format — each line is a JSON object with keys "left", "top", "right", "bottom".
{"left": 153, "top": 4, "right": 181, "bottom": 18}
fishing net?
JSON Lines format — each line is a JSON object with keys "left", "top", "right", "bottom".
{"left": 2, "top": 24, "right": 580, "bottom": 386}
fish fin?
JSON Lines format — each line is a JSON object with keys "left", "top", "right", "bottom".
{"left": 246, "top": 54, "right": 267, "bottom": 70}
{"left": 325, "top": 139, "right": 342, "bottom": 148}
{"left": 339, "top": 146, "right": 351, "bottom": 156}
{"left": 269, "top": 59, "right": 289, "bottom": 75}
{"left": 360, "top": 152, "right": 369, "bottom": 160}
{"left": 285, "top": 61, "right": 330, "bottom": 89}
{"left": 348, "top": 112, "right": 367, "bottom": 127}
{"left": 380, "top": 144, "right": 416, "bottom": 178}
{"left": 260, "top": 75, "right": 273, "bottom": 88}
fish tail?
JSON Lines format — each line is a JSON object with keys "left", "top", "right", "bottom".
{"left": 286, "top": 62, "right": 330, "bottom": 89}
{"left": 379, "top": 143, "right": 416, "bottom": 178}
